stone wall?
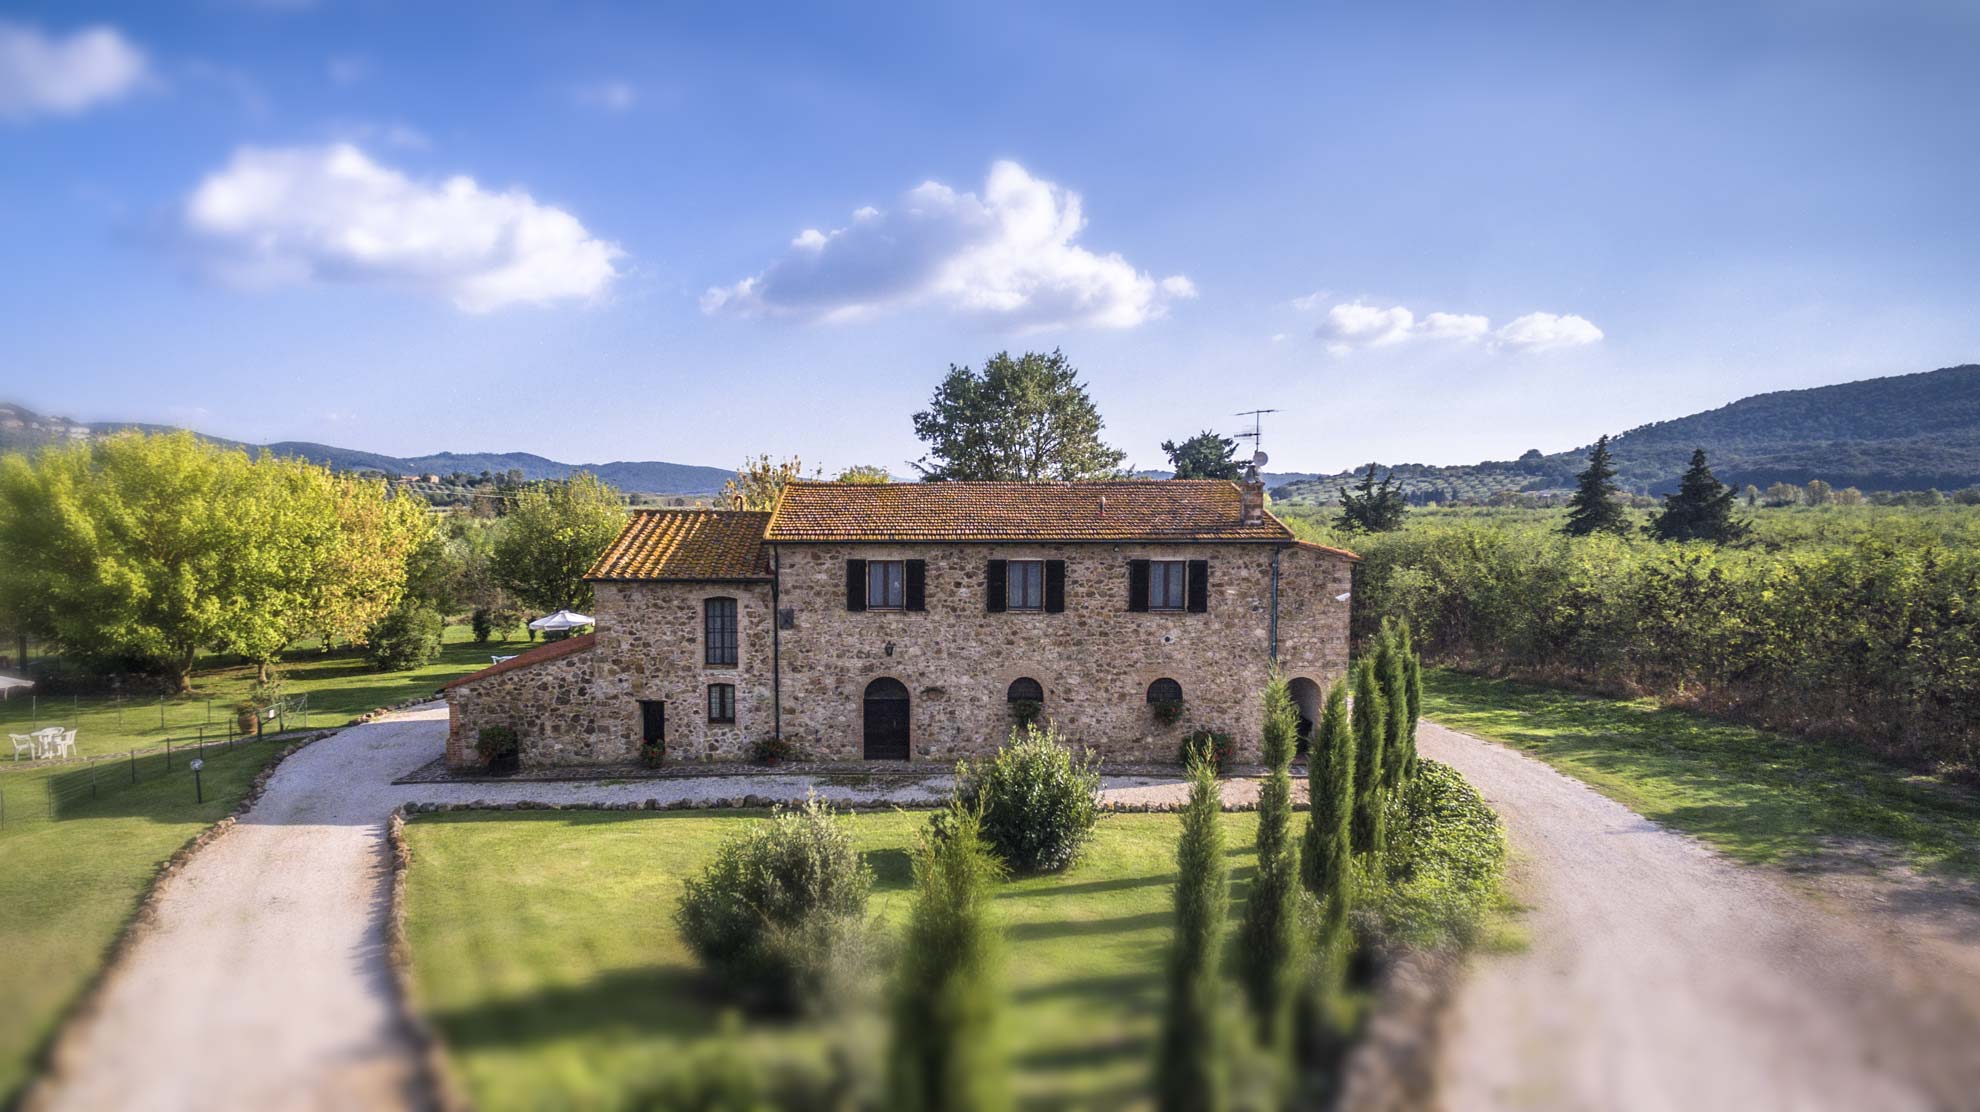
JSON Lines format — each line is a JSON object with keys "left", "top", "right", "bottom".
{"left": 444, "top": 541, "right": 1351, "bottom": 768}
{"left": 772, "top": 541, "right": 1352, "bottom": 763}
{"left": 444, "top": 580, "right": 775, "bottom": 768}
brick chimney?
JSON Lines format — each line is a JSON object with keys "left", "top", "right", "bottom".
{"left": 1240, "top": 472, "right": 1266, "bottom": 525}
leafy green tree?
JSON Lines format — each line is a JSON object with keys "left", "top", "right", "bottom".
{"left": 1335, "top": 464, "right": 1407, "bottom": 533}
{"left": 309, "top": 473, "right": 432, "bottom": 653}
{"left": 888, "top": 802, "right": 1010, "bottom": 1112}
{"left": 1349, "top": 659, "right": 1388, "bottom": 860}
{"left": 489, "top": 472, "right": 627, "bottom": 613}
{"left": 1238, "top": 674, "right": 1301, "bottom": 1052}
{"left": 1162, "top": 431, "right": 1242, "bottom": 480}
{"left": 1562, "top": 435, "right": 1630, "bottom": 537}
{"left": 0, "top": 432, "right": 417, "bottom": 691}
{"left": 834, "top": 464, "right": 893, "bottom": 484}
{"left": 1156, "top": 757, "right": 1232, "bottom": 1112}
{"left": 1300, "top": 678, "right": 1355, "bottom": 933}
{"left": 1805, "top": 479, "right": 1833, "bottom": 506}
{"left": 911, "top": 350, "right": 1127, "bottom": 481}
{"left": 726, "top": 454, "right": 817, "bottom": 510}
{"left": 1648, "top": 449, "right": 1750, "bottom": 543}
{"left": 364, "top": 602, "right": 442, "bottom": 671}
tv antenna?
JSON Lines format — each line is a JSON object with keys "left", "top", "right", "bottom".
{"left": 1233, "top": 408, "right": 1279, "bottom": 471}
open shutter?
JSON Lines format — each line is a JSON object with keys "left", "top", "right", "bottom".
{"left": 904, "top": 560, "right": 927, "bottom": 612}
{"left": 986, "top": 559, "right": 1007, "bottom": 612}
{"left": 845, "top": 559, "right": 867, "bottom": 612}
{"left": 1044, "top": 560, "right": 1066, "bottom": 613}
{"left": 1186, "top": 560, "right": 1209, "bottom": 613}
{"left": 1127, "top": 559, "right": 1150, "bottom": 612}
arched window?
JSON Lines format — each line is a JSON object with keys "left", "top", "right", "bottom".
{"left": 1146, "top": 678, "right": 1183, "bottom": 704}
{"left": 1007, "top": 677, "right": 1044, "bottom": 703}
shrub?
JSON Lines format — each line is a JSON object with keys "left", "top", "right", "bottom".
{"left": 1178, "top": 727, "right": 1234, "bottom": 772}
{"left": 675, "top": 795, "right": 875, "bottom": 1012}
{"left": 1150, "top": 698, "right": 1186, "bottom": 726}
{"left": 476, "top": 725, "right": 519, "bottom": 772}
{"left": 1374, "top": 759, "right": 1506, "bottom": 949}
{"left": 639, "top": 739, "right": 664, "bottom": 767}
{"left": 1156, "top": 756, "right": 1232, "bottom": 1112}
{"left": 887, "top": 802, "right": 1010, "bottom": 1112}
{"left": 365, "top": 604, "right": 442, "bottom": 671}
{"left": 469, "top": 607, "right": 495, "bottom": 643}
{"left": 752, "top": 734, "right": 798, "bottom": 765}
{"left": 958, "top": 723, "right": 1101, "bottom": 874}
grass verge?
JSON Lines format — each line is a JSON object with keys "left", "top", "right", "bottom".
{"left": 1422, "top": 668, "right": 1980, "bottom": 880}
{"left": 0, "top": 738, "right": 292, "bottom": 1103}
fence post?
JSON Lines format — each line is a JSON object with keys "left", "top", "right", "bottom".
{"left": 90, "top": 763, "right": 97, "bottom": 801}
{"left": 131, "top": 749, "right": 137, "bottom": 783}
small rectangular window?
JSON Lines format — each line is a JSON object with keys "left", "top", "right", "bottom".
{"left": 1148, "top": 560, "right": 1187, "bottom": 611}
{"left": 1006, "top": 559, "right": 1045, "bottom": 611}
{"left": 704, "top": 597, "right": 738, "bottom": 666}
{"left": 866, "top": 560, "right": 906, "bottom": 610}
{"left": 707, "top": 683, "right": 735, "bottom": 724}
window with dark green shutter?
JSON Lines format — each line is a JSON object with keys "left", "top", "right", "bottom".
{"left": 1148, "top": 560, "right": 1187, "bottom": 611}
{"left": 866, "top": 560, "right": 905, "bottom": 609}
{"left": 1044, "top": 559, "right": 1065, "bottom": 613}
{"left": 1006, "top": 559, "right": 1044, "bottom": 611}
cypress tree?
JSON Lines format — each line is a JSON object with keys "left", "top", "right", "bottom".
{"left": 1376, "top": 627, "right": 1410, "bottom": 791}
{"left": 1156, "top": 757, "right": 1231, "bottom": 1112}
{"left": 1238, "top": 674, "right": 1301, "bottom": 1051}
{"left": 1299, "top": 677, "right": 1355, "bottom": 934}
{"left": 1399, "top": 623, "right": 1423, "bottom": 780}
{"left": 1562, "top": 434, "right": 1630, "bottom": 536}
{"left": 1648, "top": 448, "right": 1751, "bottom": 543}
{"left": 887, "top": 802, "right": 1011, "bottom": 1112}
{"left": 1349, "top": 659, "right": 1387, "bottom": 860}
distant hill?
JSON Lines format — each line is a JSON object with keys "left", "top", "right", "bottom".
{"left": 0, "top": 405, "right": 735, "bottom": 495}
{"left": 1273, "top": 364, "right": 1980, "bottom": 503}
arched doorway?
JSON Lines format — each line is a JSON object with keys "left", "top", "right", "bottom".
{"left": 1288, "top": 677, "right": 1323, "bottom": 756}
{"left": 863, "top": 677, "right": 910, "bottom": 760}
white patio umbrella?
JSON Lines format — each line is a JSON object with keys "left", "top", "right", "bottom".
{"left": 0, "top": 674, "right": 31, "bottom": 699}
{"left": 528, "top": 610, "right": 595, "bottom": 633}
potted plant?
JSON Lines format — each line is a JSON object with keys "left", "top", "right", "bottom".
{"left": 477, "top": 725, "right": 521, "bottom": 775}
{"left": 1150, "top": 698, "right": 1185, "bottom": 727}
{"left": 752, "top": 735, "right": 796, "bottom": 766}
{"left": 233, "top": 700, "right": 261, "bottom": 737}
{"left": 639, "top": 739, "right": 665, "bottom": 768}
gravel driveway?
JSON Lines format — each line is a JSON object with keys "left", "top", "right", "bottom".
{"left": 1421, "top": 720, "right": 1980, "bottom": 1112}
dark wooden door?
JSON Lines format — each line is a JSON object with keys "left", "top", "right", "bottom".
{"left": 640, "top": 700, "right": 665, "bottom": 745}
{"left": 863, "top": 679, "right": 910, "bottom": 760}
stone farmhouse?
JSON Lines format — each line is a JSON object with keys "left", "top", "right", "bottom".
{"left": 442, "top": 479, "right": 1357, "bottom": 769}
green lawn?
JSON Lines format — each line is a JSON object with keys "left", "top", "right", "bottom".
{"left": 1, "top": 621, "right": 521, "bottom": 759}
{"left": 1423, "top": 668, "right": 1980, "bottom": 879}
{"left": 404, "top": 809, "right": 1264, "bottom": 1112}
{"left": 0, "top": 739, "right": 290, "bottom": 1103}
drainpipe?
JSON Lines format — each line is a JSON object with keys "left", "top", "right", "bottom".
{"left": 771, "top": 546, "right": 782, "bottom": 741}
{"left": 1269, "top": 545, "right": 1281, "bottom": 663}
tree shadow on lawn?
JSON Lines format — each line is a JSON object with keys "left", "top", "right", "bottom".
{"left": 430, "top": 965, "right": 732, "bottom": 1052}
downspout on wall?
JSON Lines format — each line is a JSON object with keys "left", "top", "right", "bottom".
{"left": 1269, "top": 544, "right": 1281, "bottom": 663}
{"left": 771, "top": 545, "right": 782, "bottom": 741}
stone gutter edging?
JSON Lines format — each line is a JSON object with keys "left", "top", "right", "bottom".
{"left": 386, "top": 812, "right": 472, "bottom": 1112}
{"left": 17, "top": 728, "right": 338, "bottom": 1112}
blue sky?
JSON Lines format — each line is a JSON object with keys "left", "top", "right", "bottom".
{"left": 3, "top": 1, "right": 1977, "bottom": 476}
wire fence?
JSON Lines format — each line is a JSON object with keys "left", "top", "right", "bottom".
{"left": 0, "top": 695, "right": 312, "bottom": 831}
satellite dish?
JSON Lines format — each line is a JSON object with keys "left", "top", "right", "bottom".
{"left": 1252, "top": 450, "right": 1269, "bottom": 467}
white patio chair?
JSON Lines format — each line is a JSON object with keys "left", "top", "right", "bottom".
{"left": 9, "top": 734, "right": 34, "bottom": 761}
{"left": 53, "top": 728, "right": 78, "bottom": 759}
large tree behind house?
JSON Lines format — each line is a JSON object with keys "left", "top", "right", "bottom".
{"left": 911, "top": 350, "right": 1128, "bottom": 481}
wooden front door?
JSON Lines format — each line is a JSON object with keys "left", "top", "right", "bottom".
{"left": 862, "top": 678, "right": 910, "bottom": 760}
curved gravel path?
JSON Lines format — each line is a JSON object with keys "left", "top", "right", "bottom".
{"left": 28, "top": 705, "right": 1210, "bottom": 1111}
{"left": 1420, "top": 720, "right": 1980, "bottom": 1112}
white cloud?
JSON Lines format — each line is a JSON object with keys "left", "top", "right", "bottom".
{"left": 703, "top": 160, "right": 1193, "bottom": 330}
{"left": 1315, "top": 301, "right": 1415, "bottom": 354}
{"left": 1419, "top": 311, "right": 1492, "bottom": 342}
{"left": 0, "top": 22, "right": 147, "bottom": 120}
{"left": 181, "top": 143, "right": 622, "bottom": 312}
{"left": 1493, "top": 311, "right": 1605, "bottom": 351}
{"left": 574, "top": 79, "right": 636, "bottom": 112}
{"left": 1298, "top": 295, "right": 1603, "bottom": 354}
{"left": 327, "top": 54, "right": 369, "bottom": 86}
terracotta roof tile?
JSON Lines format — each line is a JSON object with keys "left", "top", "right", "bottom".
{"left": 765, "top": 480, "right": 1296, "bottom": 543}
{"left": 1292, "top": 539, "right": 1361, "bottom": 562}
{"left": 442, "top": 633, "right": 596, "bottom": 691}
{"left": 586, "top": 510, "right": 771, "bottom": 581}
